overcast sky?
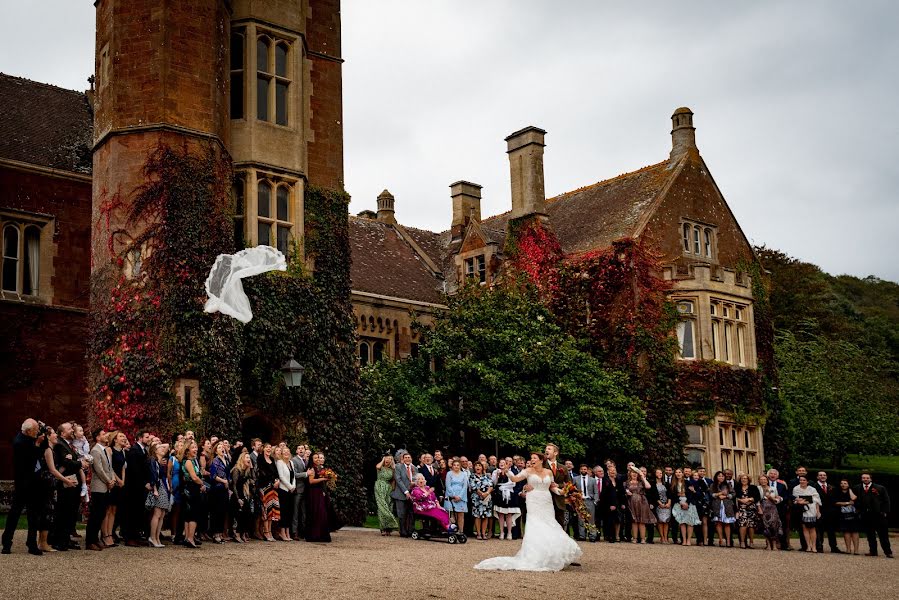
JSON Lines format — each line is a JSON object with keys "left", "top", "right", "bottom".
{"left": 2, "top": 1, "right": 897, "bottom": 280}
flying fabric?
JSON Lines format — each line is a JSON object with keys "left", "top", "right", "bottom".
{"left": 204, "top": 245, "right": 287, "bottom": 323}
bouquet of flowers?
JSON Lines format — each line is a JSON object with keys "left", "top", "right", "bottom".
{"left": 559, "top": 481, "right": 598, "bottom": 536}
{"left": 319, "top": 467, "right": 338, "bottom": 491}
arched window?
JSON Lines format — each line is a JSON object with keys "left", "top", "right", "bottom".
{"left": 230, "top": 30, "right": 245, "bottom": 119}
{"left": 257, "top": 180, "right": 272, "bottom": 245}
{"left": 704, "top": 228, "right": 713, "bottom": 258}
{"left": 359, "top": 342, "right": 370, "bottom": 367}
{"left": 2, "top": 224, "right": 20, "bottom": 292}
{"left": 373, "top": 341, "right": 385, "bottom": 362}
{"left": 682, "top": 223, "right": 691, "bottom": 253}
{"left": 693, "top": 225, "right": 701, "bottom": 255}
{"left": 274, "top": 43, "right": 289, "bottom": 126}
{"left": 676, "top": 300, "right": 695, "bottom": 360}
{"left": 275, "top": 185, "right": 291, "bottom": 255}
{"left": 233, "top": 176, "right": 245, "bottom": 249}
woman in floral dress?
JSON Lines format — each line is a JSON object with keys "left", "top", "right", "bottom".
{"left": 756, "top": 474, "right": 783, "bottom": 550}
{"left": 374, "top": 455, "right": 400, "bottom": 535}
{"left": 469, "top": 462, "right": 494, "bottom": 540}
{"left": 734, "top": 473, "right": 761, "bottom": 548}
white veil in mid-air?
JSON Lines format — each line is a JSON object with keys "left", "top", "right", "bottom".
{"left": 203, "top": 245, "right": 286, "bottom": 323}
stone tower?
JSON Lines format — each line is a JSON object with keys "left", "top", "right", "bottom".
{"left": 91, "top": 0, "right": 231, "bottom": 268}
{"left": 92, "top": 0, "right": 345, "bottom": 267}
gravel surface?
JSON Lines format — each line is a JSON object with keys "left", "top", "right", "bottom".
{"left": 2, "top": 529, "right": 896, "bottom": 599}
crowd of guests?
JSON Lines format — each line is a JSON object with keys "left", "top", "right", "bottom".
{"left": 2, "top": 418, "right": 339, "bottom": 555}
{"left": 373, "top": 449, "right": 893, "bottom": 558}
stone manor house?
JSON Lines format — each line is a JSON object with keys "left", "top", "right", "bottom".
{"left": 0, "top": 0, "right": 764, "bottom": 479}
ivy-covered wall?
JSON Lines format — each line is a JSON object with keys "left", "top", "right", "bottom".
{"left": 88, "top": 145, "right": 365, "bottom": 524}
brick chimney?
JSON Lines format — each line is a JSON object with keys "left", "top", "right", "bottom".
{"left": 670, "top": 107, "right": 697, "bottom": 161}
{"left": 450, "top": 180, "right": 482, "bottom": 240}
{"left": 506, "top": 126, "right": 547, "bottom": 218}
{"left": 376, "top": 189, "right": 397, "bottom": 224}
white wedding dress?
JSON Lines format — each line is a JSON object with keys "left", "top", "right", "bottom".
{"left": 474, "top": 472, "right": 582, "bottom": 572}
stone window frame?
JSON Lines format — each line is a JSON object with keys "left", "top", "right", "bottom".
{"left": 233, "top": 174, "right": 246, "bottom": 250}
{"left": 239, "top": 174, "right": 298, "bottom": 257}
{"left": 174, "top": 378, "right": 202, "bottom": 420}
{"left": 681, "top": 219, "right": 718, "bottom": 262}
{"left": 710, "top": 298, "right": 749, "bottom": 366}
{"left": 675, "top": 298, "right": 697, "bottom": 360}
{"left": 716, "top": 419, "right": 761, "bottom": 477}
{"left": 464, "top": 254, "right": 487, "bottom": 284}
{"left": 255, "top": 31, "right": 291, "bottom": 126}
{"left": 0, "top": 212, "right": 52, "bottom": 301}
{"left": 684, "top": 424, "right": 706, "bottom": 467}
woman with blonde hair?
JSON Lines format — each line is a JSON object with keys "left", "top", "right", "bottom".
{"left": 147, "top": 443, "right": 171, "bottom": 547}
{"left": 374, "top": 454, "right": 400, "bottom": 535}
{"left": 181, "top": 440, "right": 207, "bottom": 548}
{"left": 275, "top": 446, "right": 297, "bottom": 541}
{"left": 231, "top": 451, "right": 256, "bottom": 543}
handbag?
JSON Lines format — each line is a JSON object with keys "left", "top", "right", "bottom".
{"left": 144, "top": 490, "right": 156, "bottom": 510}
{"left": 840, "top": 505, "right": 856, "bottom": 514}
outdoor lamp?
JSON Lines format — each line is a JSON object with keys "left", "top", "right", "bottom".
{"left": 281, "top": 358, "right": 305, "bottom": 389}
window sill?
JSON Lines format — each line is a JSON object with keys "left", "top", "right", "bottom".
{"left": 0, "top": 291, "right": 45, "bottom": 304}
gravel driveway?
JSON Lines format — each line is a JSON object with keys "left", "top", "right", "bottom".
{"left": 1, "top": 529, "right": 896, "bottom": 599}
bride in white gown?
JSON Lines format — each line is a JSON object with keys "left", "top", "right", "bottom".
{"left": 474, "top": 453, "right": 582, "bottom": 572}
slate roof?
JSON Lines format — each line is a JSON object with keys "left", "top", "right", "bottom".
{"left": 348, "top": 216, "right": 445, "bottom": 305}
{"left": 0, "top": 73, "right": 93, "bottom": 174}
{"left": 481, "top": 159, "right": 676, "bottom": 255}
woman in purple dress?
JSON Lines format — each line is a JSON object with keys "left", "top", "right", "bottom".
{"left": 305, "top": 452, "right": 340, "bottom": 542}
{"left": 410, "top": 474, "right": 451, "bottom": 530}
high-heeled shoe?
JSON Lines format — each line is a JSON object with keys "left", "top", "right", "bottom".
{"left": 149, "top": 538, "right": 164, "bottom": 548}
{"left": 183, "top": 540, "right": 199, "bottom": 549}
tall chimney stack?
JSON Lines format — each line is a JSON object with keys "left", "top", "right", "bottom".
{"left": 450, "top": 180, "right": 482, "bottom": 240}
{"left": 376, "top": 189, "right": 397, "bottom": 224}
{"left": 670, "top": 107, "right": 697, "bottom": 161}
{"left": 505, "top": 126, "right": 547, "bottom": 218}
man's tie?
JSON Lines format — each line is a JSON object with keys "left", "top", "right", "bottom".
{"left": 598, "top": 479, "right": 602, "bottom": 494}
{"left": 407, "top": 465, "right": 412, "bottom": 481}
{"left": 551, "top": 462, "right": 557, "bottom": 475}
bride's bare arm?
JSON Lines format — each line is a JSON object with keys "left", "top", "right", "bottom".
{"left": 507, "top": 468, "right": 530, "bottom": 483}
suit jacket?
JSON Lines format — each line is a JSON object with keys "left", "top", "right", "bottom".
{"left": 852, "top": 483, "right": 891, "bottom": 519}
{"left": 90, "top": 443, "right": 115, "bottom": 493}
{"left": 812, "top": 481, "right": 838, "bottom": 512}
{"left": 573, "top": 473, "right": 597, "bottom": 503}
{"left": 420, "top": 462, "right": 442, "bottom": 495}
{"left": 771, "top": 480, "right": 789, "bottom": 516}
{"left": 125, "top": 443, "right": 150, "bottom": 492}
{"left": 391, "top": 462, "right": 418, "bottom": 501}
{"left": 547, "top": 460, "right": 572, "bottom": 511}
{"left": 53, "top": 438, "right": 81, "bottom": 481}
{"left": 596, "top": 476, "right": 616, "bottom": 513}
{"left": 290, "top": 455, "right": 308, "bottom": 494}
{"left": 11, "top": 432, "right": 42, "bottom": 488}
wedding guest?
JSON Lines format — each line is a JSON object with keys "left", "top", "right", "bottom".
{"left": 275, "top": 446, "right": 296, "bottom": 542}
{"left": 411, "top": 473, "right": 452, "bottom": 531}
{"left": 625, "top": 468, "right": 655, "bottom": 543}
{"left": 41, "top": 427, "right": 76, "bottom": 552}
{"left": 256, "top": 444, "right": 280, "bottom": 542}
{"left": 104, "top": 431, "right": 127, "bottom": 547}
{"left": 374, "top": 455, "right": 400, "bottom": 535}
{"left": 290, "top": 445, "right": 310, "bottom": 540}
{"left": 788, "top": 465, "right": 809, "bottom": 550}
{"left": 766, "top": 468, "right": 790, "bottom": 551}
{"left": 122, "top": 430, "right": 150, "bottom": 547}
{"left": 306, "top": 452, "right": 339, "bottom": 543}
{"left": 147, "top": 443, "right": 172, "bottom": 548}
{"left": 392, "top": 451, "right": 418, "bottom": 538}
{"left": 853, "top": 472, "right": 892, "bottom": 558}
{"left": 492, "top": 459, "right": 520, "bottom": 540}
{"left": 180, "top": 441, "right": 207, "bottom": 548}
{"left": 168, "top": 439, "right": 184, "bottom": 544}
{"left": 487, "top": 455, "right": 499, "bottom": 474}
{"left": 605, "top": 464, "right": 624, "bottom": 542}
{"left": 208, "top": 441, "right": 230, "bottom": 544}
{"left": 469, "top": 461, "right": 494, "bottom": 540}
{"left": 85, "top": 427, "right": 114, "bottom": 551}
{"left": 444, "top": 459, "right": 468, "bottom": 532}
{"left": 792, "top": 474, "right": 822, "bottom": 553}
{"left": 2, "top": 419, "right": 44, "bottom": 555}
{"left": 710, "top": 474, "right": 736, "bottom": 547}
{"left": 231, "top": 451, "right": 256, "bottom": 543}
{"left": 511, "top": 455, "right": 528, "bottom": 540}
{"left": 734, "top": 473, "right": 760, "bottom": 548}
{"left": 671, "top": 469, "right": 700, "bottom": 545}
{"left": 653, "top": 469, "right": 672, "bottom": 544}
{"left": 757, "top": 474, "right": 782, "bottom": 550}
{"left": 834, "top": 478, "right": 860, "bottom": 555}
{"left": 814, "top": 471, "right": 840, "bottom": 553}
{"left": 52, "top": 422, "right": 83, "bottom": 551}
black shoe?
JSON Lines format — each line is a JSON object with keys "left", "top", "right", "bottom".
{"left": 885, "top": 554, "right": 893, "bottom": 559}
{"left": 52, "top": 545, "right": 68, "bottom": 552}
{"left": 570, "top": 562, "right": 581, "bottom": 567}
{"left": 68, "top": 542, "right": 81, "bottom": 549}
{"left": 831, "top": 548, "right": 843, "bottom": 554}
{"left": 1, "top": 547, "right": 10, "bottom": 555}
{"left": 27, "top": 547, "right": 43, "bottom": 556}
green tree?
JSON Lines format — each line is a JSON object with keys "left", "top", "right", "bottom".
{"left": 361, "top": 283, "right": 648, "bottom": 462}
{"left": 775, "top": 330, "right": 899, "bottom": 467}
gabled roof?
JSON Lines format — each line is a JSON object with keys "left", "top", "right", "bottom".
{"left": 482, "top": 159, "right": 678, "bottom": 255}
{"left": 0, "top": 73, "right": 93, "bottom": 174}
{"left": 348, "top": 216, "right": 445, "bottom": 305}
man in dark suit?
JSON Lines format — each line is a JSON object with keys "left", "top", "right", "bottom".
{"left": 123, "top": 430, "right": 151, "bottom": 546}
{"left": 419, "top": 453, "right": 441, "bottom": 535}
{"left": 593, "top": 466, "right": 611, "bottom": 542}
{"left": 853, "top": 472, "right": 892, "bottom": 558}
{"left": 544, "top": 444, "right": 572, "bottom": 528}
{"left": 2, "top": 419, "right": 44, "bottom": 555}
{"left": 813, "top": 470, "right": 841, "bottom": 553}
{"left": 697, "top": 467, "right": 714, "bottom": 545}
{"left": 52, "top": 422, "right": 85, "bottom": 551}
